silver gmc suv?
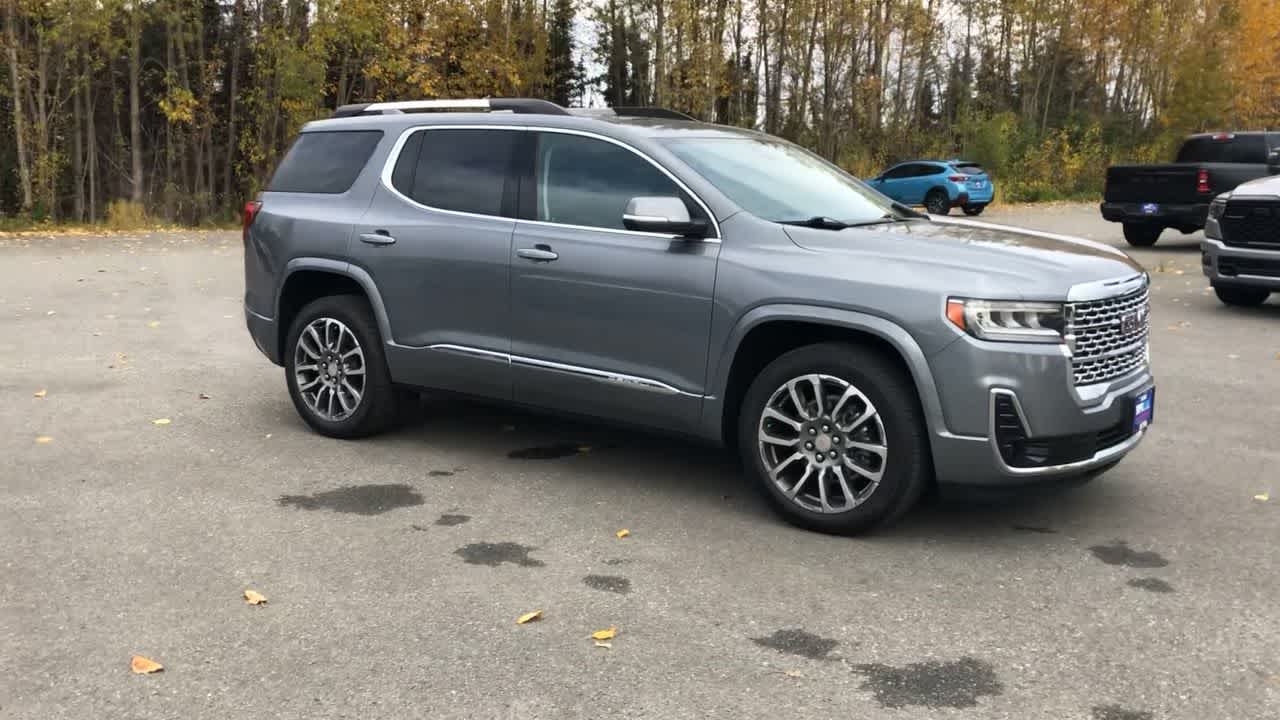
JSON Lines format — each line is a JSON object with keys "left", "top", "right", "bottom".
{"left": 243, "top": 98, "right": 1155, "bottom": 534}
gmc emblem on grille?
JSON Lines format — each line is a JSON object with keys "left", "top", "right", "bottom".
{"left": 1120, "top": 311, "right": 1140, "bottom": 334}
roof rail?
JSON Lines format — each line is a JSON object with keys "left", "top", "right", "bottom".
{"left": 610, "top": 106, "right": 695, "bottom": 121}
{"left": 332, "top": 98, "right": 570, "bottom": 118}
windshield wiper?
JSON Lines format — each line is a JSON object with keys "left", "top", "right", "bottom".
{"left": 778, "top": 216, "right": 851, "bottom": 230}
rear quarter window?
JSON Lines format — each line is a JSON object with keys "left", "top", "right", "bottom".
{"left": 267, "top": 130, "right": 383, "bottom": 193}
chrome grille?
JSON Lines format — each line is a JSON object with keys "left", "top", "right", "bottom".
{"left": 1067, "top": 285, "right": 1150, "bottom": 385}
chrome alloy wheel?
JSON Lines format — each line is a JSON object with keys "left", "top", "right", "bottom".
{"left": 757, "top": 374, "right": 888, "bottom": 513}
{"left": 293, "top": 317, "right": 366, "bottom": 422}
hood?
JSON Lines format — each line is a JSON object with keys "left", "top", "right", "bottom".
{"left": 1230, "top": 174, "right": 1280, "bottom": 198}
{"left": 782, "top": 215, "right": 1144, "bottom": 301}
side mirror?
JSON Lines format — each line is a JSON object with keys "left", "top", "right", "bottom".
{"left": 622, "top": 196, "right": 708, "bottom": 237}
{"left": 1268, "top": 148, "right": 1280, "bottom": 173}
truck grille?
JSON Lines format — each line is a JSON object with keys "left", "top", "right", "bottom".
{"left": 1221, "top": 199, "right": 1280, "bottom": 247}
{"left": 1067, "top": 285, "right": 1150, "bottom": 386}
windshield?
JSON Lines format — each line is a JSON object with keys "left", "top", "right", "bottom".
{"left": 663, "top": 137, "right": 905, "bottom": 225}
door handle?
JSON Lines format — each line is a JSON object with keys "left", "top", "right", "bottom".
{"left": 516, "top": 246, "right": 558, "bottom": 262}
{"left": 359, "top": 231, "right": 396, "bottom": 246}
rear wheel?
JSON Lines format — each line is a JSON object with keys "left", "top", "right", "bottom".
{"left": 925, "top": 189, "right": 951, "bottom": 215}
{"left": 1122, "top": 223, "right": 1161, "bottom": 247}
{"left": 285, "top": 294, "right": 401, "bottom": 438}
{"left": 738, "top": 343, "right": 930, "bottom": 535}
{"left": 1214, "top": 285, "right": 1271, "bottom": 307}
{"left": 962, "top": 204, "right": 986, "bottom": 216}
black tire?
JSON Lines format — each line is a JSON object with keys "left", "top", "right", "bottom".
{"left": 284, "top": 294, "right": 401, "bottom": 438}
{"left": 737, "top": 342, "right": 931, "bottom": 535}
{"left": 1214, "top": 285, "right": 1271, "bottom": 307}
{"left": 962, "top": 204, "right": 986, "bottom": 216}
{"left": 1122, "top": 223, "right": 1161, "bottom": 247}
{"left": 925, "top": 189, "right": 951, "bottom": 215}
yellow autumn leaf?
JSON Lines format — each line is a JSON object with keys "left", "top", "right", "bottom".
{"left": 591, "top": 627, "right": 617, "bottom": 641}
{"left": 147, "top": 320, "right": 160, "bottom": 328}
{"left": 130, "top": 655, "right": 163, "bottom": 674}
{"left": 152, "top": 418, "right": 171, "bottom": 426}
{"left": 1255, "top": 493, "right": 1270, "bottom": 502}
{"left": 615, "top": 529, "right": 630, "bottom": 539}
{"left": 35, "top": 436, "right": 52, "bottom": 444}
{"left": 33, "top": 389, "right": 47, "bottom": 398}
{"left": 516, "top": 610, "right": 543, "bottom": 625}
{"left": 244, "top": 589, "right": 268, "bottom": 605}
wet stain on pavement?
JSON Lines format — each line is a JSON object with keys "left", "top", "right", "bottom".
{"left": 582, "top": 574, "right": 631, "bottom": 594}
{"left": 428, "top": 470, "right": 454, "bottom": 477}
{"left": 277, "top": 484, "right": 424, "bottom": 516}
{"left": 411, "top": 524, "right": 430, "bottom": 532}
{"left": 454, "top": 542, "right": 544, "bottom": 567}
{"left": 1092, "top": 704, "right": 1154, "bottom": 720}
{"left": 1127, "top": 577, "right": 1175, "bottom": 593}
{"left": 1089, "top": 541, "right": 1169, "bottom": 568}
{"left": 752, "top": 629, "right": 839, "bottom": 660}
{"left": 1011, "top": 524, "right": 1057, "bottom": 534}
{"left": 853, "top": 657, "right": 1003, "bottom": 708}
{"left": 435, "top": 513, "right": 471, "bottom": 526}
{"left": 602, "top": 558, "right": 632, "bottom": 566}
{"left": 507, "top": 443, "right": 587, "bottom": 460}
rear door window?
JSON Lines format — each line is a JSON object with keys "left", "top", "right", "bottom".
{"left": 917, "top": 164, "right": 944, "bottom": 177}
{"left": 1230, "top": 135, "right": 1267, "bottom": 163}
{"left": 391, "top": 128, "right": 519, "bottom": 217}
{"left": 268, "top": 131, "right": 383, "bottom": 193}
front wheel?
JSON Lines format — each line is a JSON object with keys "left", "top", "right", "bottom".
{"left": 1214, "top": 285, "right": 1271, "bottom": 307}
{"left": 925, "top": 189, "right": 951, "bottom": 215}
{"left": 962, "top": 204, "right": 986, "bottom": 216}
{"left": 738, "top": 343, "right": 931, "bottom": 535}
{"left": 1122, "top": 223, "right": 1161, "bottom": 247}
{"left": 285, "top": 294, "right": 401, "bottom": 438}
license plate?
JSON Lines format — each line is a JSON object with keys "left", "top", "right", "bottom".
{"left": 1132, "top": 389, "right": 1154, "bottom": 432}
{"left": 1141, "top": 203, "right": 1159, "bottom": 215}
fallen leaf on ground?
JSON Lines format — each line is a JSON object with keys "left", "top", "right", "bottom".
{"left": 591, "top": 627, "right": 617, "bottom": 641}
{"left": 1227, "top": 354, "right": 1240, "bottom": 360}
{"left": 198, "top": 393, "right": 211, "bottom": 400}
{"left": 147, "top": 320, "right": 160, "bottom": 328}
{"left": 615, "top": 529, "right": 630, "bottom": 539}
{"left": 783, "top": 669, "right": 803, "bottom": 678}
{"left": 152, "top": 418, "right": 171, "bottom": 425}
{"left": 243, "top": 589, "right": 268, "bottom": 605}
{"left": 35, "top": 436, "right": 52, "bottom": 444}
{"left": 594, "top": 641, "right": 612, "bottom": 649}
{"left": 1255, "top": 493, "right": 1270, "bottom": 502}
{"left": 33, "top": 389, "right": 46, "bottom": 398}
{"left": 516, "top": 610, "right": 543, "bottom": 625}
{"left": 577, "top": 444, "right": 592, "bottom": 454}
{"left": 130, "top": 655, "right": 163, "bottom": 674}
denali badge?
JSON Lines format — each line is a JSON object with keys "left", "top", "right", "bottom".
{"left": 1121, "top": 311, "right": 1140, "bottom": 334}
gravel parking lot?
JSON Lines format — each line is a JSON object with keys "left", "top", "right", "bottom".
{"left": 2, "top": 204, "right": 1276, "bottom": 720}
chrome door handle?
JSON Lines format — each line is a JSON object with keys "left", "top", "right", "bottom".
{"left": 359, "top": 231, "right": 396, "bottom": 246}
{"left": 516, "top": 247, "right": 558, "bottom": 262}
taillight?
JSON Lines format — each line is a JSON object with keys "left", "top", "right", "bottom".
{"left": 242, "top": 200, "right": 262, "bottom": 242}
{"left": 1196, "top": 169, "right": 1211, "bottom": 194}
{"left": 948, "top": 175, "right": 967, "bottom": 182}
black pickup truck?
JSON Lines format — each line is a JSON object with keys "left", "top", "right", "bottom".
{"left": 1102, "top": 132, "right": 1280, "bottom": 246}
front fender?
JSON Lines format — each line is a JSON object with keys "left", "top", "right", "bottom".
{"left": 699, "top": 303, "right": 951, "bottom": 447}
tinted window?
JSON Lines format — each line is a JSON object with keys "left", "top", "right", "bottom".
{"left": 917, "top": 164, "right": 944, "bottom": 177}
{"left": 1176, "top": 137, "right": 1234, "bottom": 163}
{"left": 955, "top": 163, "right": 986, "bottom": 175}
{"left": 535, "top": 133, "right": 692, "bottom": 230}
{"left": 1231, "top": 134, "right": 1266, "bottom": 163}
{"left": 268, "top": 131, "right": 382, "bottom": 193}
{"left": 883, "top": 164, "right": 915, "bottom": 179}
{"left": 394, "top": 129, "right": 518, "bottom": 216}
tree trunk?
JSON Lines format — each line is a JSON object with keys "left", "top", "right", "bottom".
{"left": 5, "top": 0, "right": 33, "bottom": 212}
{"left": 129, "top": 2, "right": 144, "bottom": 204}
{"left": 223, "top": 0, "right": 243, "bottom": 204}
{"left": 72, "top": 68, "right": 84, "bottom": 221}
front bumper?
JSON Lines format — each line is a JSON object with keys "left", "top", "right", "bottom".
{"left": 1100, "top": 201, "right": 1208, "bottom": 228}
{"left": 1201, "top": 237, "right": 1280, "bottom": 290}
{"left": 928, "top": 334, "right": 1153, "bottom": 486}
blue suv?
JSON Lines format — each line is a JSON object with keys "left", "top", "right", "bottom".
{"left": 867, "top": 160, "right": 994, "bottom": 216}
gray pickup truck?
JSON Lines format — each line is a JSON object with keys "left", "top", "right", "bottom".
{"left": 1202, "top": 173, "right": 1280, "bottom": 306}
{"left": 1102, "top": 132, "right": 1280, "bottom": 247}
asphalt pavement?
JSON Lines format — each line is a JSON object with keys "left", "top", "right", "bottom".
{"left": 1, "top": 204, "right": 1276, "bottom": 719}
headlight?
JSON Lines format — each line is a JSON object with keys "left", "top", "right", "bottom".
{"left": 946, "top": 298, "right": 1066, "bottom": 343}
{"left": 1208, "top": 192, "right": 1230, "bottom": 220}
